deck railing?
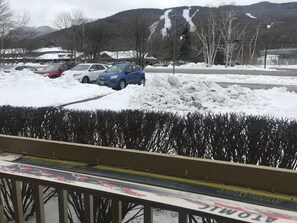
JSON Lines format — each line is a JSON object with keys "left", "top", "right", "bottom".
{"left": 0, "top": 175, "right": 236, "bottom": 223}
{"left": 0, "top": 134, "right": 296, "bottom": 223}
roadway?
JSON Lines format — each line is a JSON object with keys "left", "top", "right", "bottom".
{"left": 145, "top": 67, "right": 297, "bottom": 91}
{"left": 216, "top": 82, "right": 297, "bottom": 91}
{"left": 144, "top": 67, "right": 297, "bottom": 76}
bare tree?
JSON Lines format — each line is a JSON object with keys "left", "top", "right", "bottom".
{"left": 0, "top": 0, "right": 25, "bottom": 63}
{"left": 54, "top": 9, "right": 88, "bottom": 61}
{"left": 194, "top": 9, "right": 221, "bottom": 67}
{"left": 9, "top": 11, "right": 36, "bottom": 41}
{"left": 54, "top": 9, "right": 86, "bottom": 30}
{"left": 79, "top": 22, "right": 108, "bottom": 61}
{"left": 0, "top": 0, "right": 12, "bottom": 63}
{"left": 218, "top": 10, "right": 246, "bottom": 67}
{"left": 124, "top": 14, "right": 151, "bottom": 68}
{"left": 248, "top": 23, "right": 261, "bottom": 64}
{"left": 54, "top": 11, "right": 72, "bottom": 30}
{"left": 0, "top": 0, "right": 32, "bottom": 64}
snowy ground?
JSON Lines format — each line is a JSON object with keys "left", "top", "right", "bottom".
{"left": 1, "top": 69, "right": 297, "bottom": 119}
{"left": 146, "top": 62, "right": 278, "bottom": 70}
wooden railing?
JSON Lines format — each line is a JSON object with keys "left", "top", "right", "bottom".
{"left": 0, "top": 173, "right": 236, "bottom": 223}
{"left": 0, "top": 134, "right": 296, "bottom": 223}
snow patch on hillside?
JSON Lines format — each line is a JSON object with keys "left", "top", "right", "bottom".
{"left": 267, "top": 22, "right": 274, "bottom": 29}
{"left": 160, "top": 9, "right": 172, "bottom": 37}
{"left": 182, "top": 7, "right": 199, "bottom": 32}
{"left": 246, "top": 13, "right": 257, "bottom": 19}
{"left": 149, "top": 20, "right": 159, "bottom": 38}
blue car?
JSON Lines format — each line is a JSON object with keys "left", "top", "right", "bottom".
{"left": 97, "top": 63, "right": 145, "bottom": 90}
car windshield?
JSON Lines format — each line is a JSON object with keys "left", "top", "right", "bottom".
{"left": 105, "top": 64, "right": 126, "bottom": 73}
{"left": 43, "top": 64, "right": 60, "bottom": 71}
{"left": 71, "top": 64, "right": 90, "bottom": 71}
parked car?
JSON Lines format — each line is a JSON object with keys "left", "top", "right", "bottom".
{"left": 1, "top": 65, "right": 38, "bottom": 73}
{"left": 62, "top": 63, "right": 108, "bottom": 83}
{"left": 36, "top": 63, "right": 68, "bottom": 78}
{"left": 97, "top": 63, "right": 145, "bottom": 90}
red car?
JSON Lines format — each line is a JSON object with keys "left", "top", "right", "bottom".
{"left": 37, "top": 63, "right": 68, "bottom": 78}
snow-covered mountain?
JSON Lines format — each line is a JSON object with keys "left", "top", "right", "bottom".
{"left": 35, "top": 2, "right": 297, "bottom": 57}
{"left": 24, "top": 26, "right": 56, "bottom": 37}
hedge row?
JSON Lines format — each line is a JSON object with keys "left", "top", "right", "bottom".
{"left": 0, "top": 105, "right": 296, "bottom": 170}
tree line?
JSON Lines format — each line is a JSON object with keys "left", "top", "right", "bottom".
{"left": 0, "top": 0, "right": 293, "bottom": 67}
{"left": 50, "top": 8, "right": 262, "bottom": 68}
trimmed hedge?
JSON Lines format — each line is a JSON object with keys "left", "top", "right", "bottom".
{"left": 1, "top": 106, "right": 297, "bottom": 222}
{"left": 0, "top": 105, "right": 296, "bottom": 170}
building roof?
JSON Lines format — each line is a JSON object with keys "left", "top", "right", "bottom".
{"left": 260, "top": 48, "right": 297, "bottom": 55}
{"left": 101, "top": 50, "right": 136, "bottom": 59}
{"left": 100, "top": 50, "right": 156, "bottom": 60}
{"left": 33, "top": 47, "right": 67, "bottom": 53}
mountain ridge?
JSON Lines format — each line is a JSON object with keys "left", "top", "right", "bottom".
{"left": 24, "top": 25, "right": 57, "bottom": 37}
{"left": 30, "top": 1, "right": 297, "bottom": 62}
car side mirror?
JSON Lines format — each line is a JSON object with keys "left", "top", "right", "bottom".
{"left": 124, "top": 70, "right": 129, "bottom": 75}
{"left": 89, "top": 68, "right": 95, "bottom": 72}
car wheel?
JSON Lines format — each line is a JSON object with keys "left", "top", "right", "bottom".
{"left": 139, "top": 77, "right": 145, "bottom": 86}
{"left": 82, "top": 76, "right": 89, "bottom": 83}
{"left": 119, "top": 80, "right": 126, "bottom": 90}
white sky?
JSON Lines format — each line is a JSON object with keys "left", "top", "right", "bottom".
{"left": 9, "top": 0, "right": 297, "bottom": 27}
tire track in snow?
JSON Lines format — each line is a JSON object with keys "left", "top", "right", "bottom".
{"left": 56, "top": 93, "right": 113, "bottom": 108}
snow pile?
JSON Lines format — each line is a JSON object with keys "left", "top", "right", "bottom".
{"left": 128, "top": 73, "right": 268, "bottom": 115}
{"left": 127, "top": 73, "right": 297, "bottom": 119}
{"left": 1, "top": 70, "right": 297, "bottom": 119}
{"left": 0, "top": 71, "right": 114, "bottom": 107}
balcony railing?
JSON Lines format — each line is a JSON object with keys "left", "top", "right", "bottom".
{"left": 0, "top": 134, "right": 296, "bottom": 223}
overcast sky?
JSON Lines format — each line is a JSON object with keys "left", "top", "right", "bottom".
{"left": 9, "top": 0, "right": 296, "bottom": 27}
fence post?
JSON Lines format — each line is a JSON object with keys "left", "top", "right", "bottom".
{"left": 112, "top": 199, "right": 122, "bottom": 223}
{"left": 58, "top": 189, "right": 68, "bottom": 223}
{"left": 11, "top": 180, "right": 24, "bottom": 223}
{"left": 0, "top": 188, "right": 5, "bottom": 223}
{"left": 84, "top": 193, "right": 94, "bottom": 223}
{"left": 179, "top": 212, "right": 188, "bottom": 223}
{"left": 33, "top": 184, "right": 45, "bottom": 223}
{"left": 144, "top": 205, "right": 153, "bottom": 223}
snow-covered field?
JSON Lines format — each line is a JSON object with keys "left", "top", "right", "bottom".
{"left": 1, "top": 69, "right": 297, "bottom": 119}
